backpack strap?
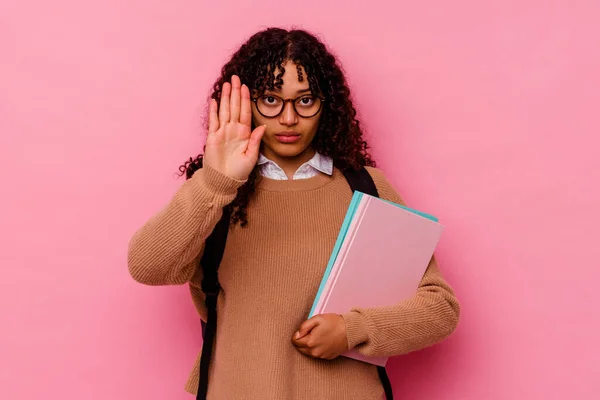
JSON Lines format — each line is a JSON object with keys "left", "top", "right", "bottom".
{"left": 340, "top": 166, "right": 379, "bottom": 197}
{"left": 378, "top": 364, "right": 394, "bottom": 400}
{"left": 196, "top": 206, "right": 231, "bottom": 400}
{"left": 197, "top": 167, "right": 393, "bottom": 400}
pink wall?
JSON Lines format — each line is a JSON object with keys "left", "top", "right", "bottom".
{"left": 1, "top": 0, "right": 599, "bottom": 398}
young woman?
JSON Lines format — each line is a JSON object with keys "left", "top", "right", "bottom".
{"left": 128, "top": 27, "right": 460, "bottom": 399}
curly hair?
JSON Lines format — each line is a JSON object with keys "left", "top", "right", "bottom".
{"left": 179, "top": 27, "right": 376, "bottom": 226}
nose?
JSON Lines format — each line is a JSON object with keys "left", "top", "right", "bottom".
{"left": 278, "top": 101, "right": 298, "bottom": 126}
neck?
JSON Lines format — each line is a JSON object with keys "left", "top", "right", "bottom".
{"left": 262, "top": 146, "right": 316, "bottom": 179}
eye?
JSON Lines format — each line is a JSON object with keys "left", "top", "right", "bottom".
{"left": 298, "top": 96, "right": 315, "bottom": 106}
{"left": 260, "top": 95, "right": 282, "bottom": 106}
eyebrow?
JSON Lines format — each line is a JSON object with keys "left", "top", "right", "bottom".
{"left": 266, "top": 88, "right": 312, "bottom": 95}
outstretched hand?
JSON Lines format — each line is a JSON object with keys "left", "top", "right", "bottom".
{"left": 203, "top": 75, "right": 266, "bottom": 181}
{"left": 291, "top": 314, "right": 349, "bottom": 360}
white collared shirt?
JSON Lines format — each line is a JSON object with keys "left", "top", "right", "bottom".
{"left": 257, "top": 151, "right": 334, "bottom": 180}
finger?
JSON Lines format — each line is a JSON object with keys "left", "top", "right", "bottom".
{"left": 229, "top": 75, "right": 241, "bottom": 123}
{"left": 292, "top": 334, "right": 311, "bottom": 348}
{"left": 294, "top": 345, "right": 312, "bottom": 357}
{"left": 208, "top": 99, "right": 219, "bottom": 134}
{"left": 295, "top": 317, "right": 321, "bottom": 340}
{"left": 240, "top": 84, "right": 252, "bottom": 126}
{"left": 294, "top": 343, "right": 324, "bottom": 359}
{"left": 219, "top": 82, "right": 231, "bottom": 124}
{"left": 245, "top": 125, "right": 266, "bottom": 157}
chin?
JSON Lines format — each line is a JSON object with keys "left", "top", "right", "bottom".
{"left": 266, "top": 140, "right": 311, "bottom": 158}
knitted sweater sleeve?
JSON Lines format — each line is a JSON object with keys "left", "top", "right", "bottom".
{"left": 127, "top": 164, "right": 246, "bottom": 285}
{"left": 340, "top": 167, "right": 460, "bottom": 357}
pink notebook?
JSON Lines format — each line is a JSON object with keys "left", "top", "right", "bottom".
{"left": 313, "top": 193, "right": 444, "bottom": 366}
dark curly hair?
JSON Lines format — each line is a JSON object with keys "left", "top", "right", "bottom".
{"left": 179, "top": 27, "right": 376, "bottom": 226}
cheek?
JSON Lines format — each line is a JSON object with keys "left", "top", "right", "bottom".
{"left": 305, "top": 116, "right": 321, "bottom": 136}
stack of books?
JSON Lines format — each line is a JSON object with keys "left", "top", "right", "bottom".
{"left": 309, "top": 191, "right": 444, "bottom": 366}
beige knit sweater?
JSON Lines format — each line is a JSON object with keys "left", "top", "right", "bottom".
{"left": 127, "top": 164, "right": 460, "bottom": 399}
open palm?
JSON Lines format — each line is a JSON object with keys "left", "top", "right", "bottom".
{"left": 203, "top": 75, "right": 266, "bottom": 181}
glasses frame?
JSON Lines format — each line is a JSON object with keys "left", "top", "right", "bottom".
{"left": 251, "top": 94, "right": 325, "bottom": 118}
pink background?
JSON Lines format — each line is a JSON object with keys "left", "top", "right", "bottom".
{"left": 1, "top": 0, "right": 599, "bottom": 399}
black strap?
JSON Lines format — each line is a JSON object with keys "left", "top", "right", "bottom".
{"left": 341, "top": 166, "right": 379, "bottom": 198}
{"left": 378, "top": 363, "right": 394, "bottom": 400}
{"left": 196, "top": 207, "right": 231, "bottom": 400}
{"left": 197, "top": 167, "right": 393, "bottom": 399}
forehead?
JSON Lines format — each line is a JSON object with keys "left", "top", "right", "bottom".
{"left": 268, "top": 60, "right": 310, "bottom": 93}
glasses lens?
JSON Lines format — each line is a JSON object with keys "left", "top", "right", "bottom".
{"left": 295, "top": 96, "right": 321, "bottom": 117}
{"left": 256, "top": 95, "right": 283, "bottom": 117}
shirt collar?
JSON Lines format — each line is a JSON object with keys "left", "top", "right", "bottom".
{"left": 307, "top": 151, "right": 334, "bottom": 176}
{"left": 257, "top": 151, "right": 333, "bottom": 176}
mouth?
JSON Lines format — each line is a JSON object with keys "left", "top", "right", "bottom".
{"left": 274, "top": 131, "right": 302, "bottom": 144}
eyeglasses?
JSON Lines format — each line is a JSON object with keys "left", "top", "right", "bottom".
{"left": 251, "top": 94, "right": 324, "bottom": 118}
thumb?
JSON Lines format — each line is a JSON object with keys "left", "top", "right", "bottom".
{"left": 295, "top": 316, "right": 321, "bottom": 340}
{"left": 246, "top": 125, "right": 266, "bottom": 157}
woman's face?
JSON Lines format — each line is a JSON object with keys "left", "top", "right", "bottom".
{"left": 251, "top": 60, "right": 322, "bottom": 162}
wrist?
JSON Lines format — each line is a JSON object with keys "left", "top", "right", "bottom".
{"left": 197, "top": 163, "right": 247, "bottom": 196}
{"left": 341, "top": 311, "right": 369, "bottom": 350}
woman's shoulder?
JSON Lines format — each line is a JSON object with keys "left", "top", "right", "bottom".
{"left": 363, "top": 166, "right": 406, "bottom": 205}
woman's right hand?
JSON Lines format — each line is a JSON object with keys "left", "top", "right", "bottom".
{"left": 202, "top": 75, "right": 266, "bottom": 181}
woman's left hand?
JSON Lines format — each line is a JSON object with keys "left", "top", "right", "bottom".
{"left": 291, "top": 314, "right": 349, "bottom": 360}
